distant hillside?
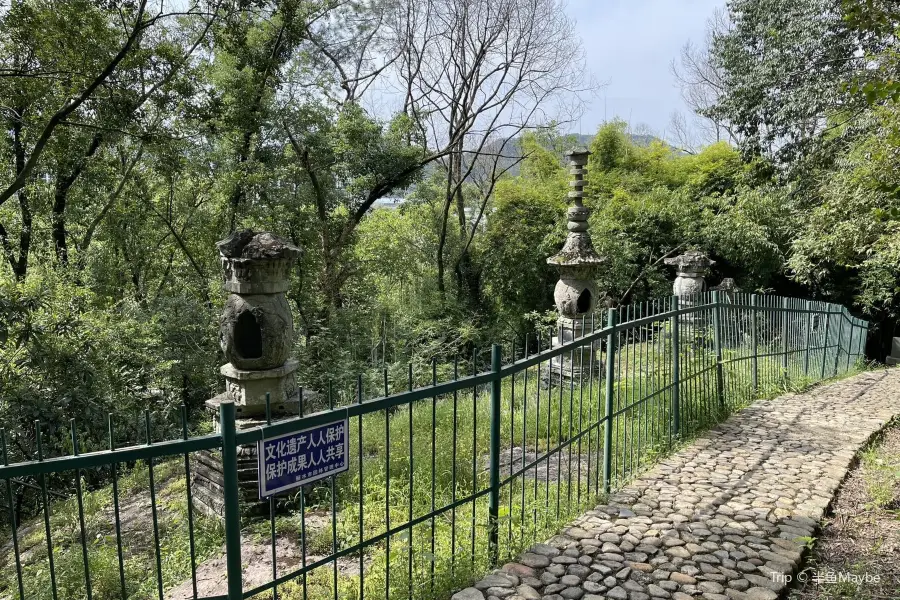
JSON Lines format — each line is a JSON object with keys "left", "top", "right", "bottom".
{"left": 470, "top": 131, "right": 668, "bottom": 177}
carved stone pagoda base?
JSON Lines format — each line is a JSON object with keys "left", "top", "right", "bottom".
{"left": 220, "top": 359, "right": 299, "bottom": 418}
{"left": 190, "top": 393, "right": 306, "bottom": 518}
{"left": 543, "top": 317, "right": 603, "bottom": 384}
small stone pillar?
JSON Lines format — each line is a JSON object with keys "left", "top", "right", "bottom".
{"left": 711, "top": 277, "right": 739, "bottom": 301}
{"left": 192, "top": 230, "right": 302, "bottom": 517}
{"left": 664, "top": 250, "right": 715, "bottom": 301}
{"left": 546, "top": 148, "right": 604, "bottom": 379}
{"left": 887, "top": 338, "right": 900, "bottom": 366}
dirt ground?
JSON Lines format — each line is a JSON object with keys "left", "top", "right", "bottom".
{"left": 789, "top": 423, "right": 900, "bottom": 600}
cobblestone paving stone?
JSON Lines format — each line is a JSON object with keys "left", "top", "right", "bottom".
{"left": 451, "top": 369, "right": 900, "bottom": 600}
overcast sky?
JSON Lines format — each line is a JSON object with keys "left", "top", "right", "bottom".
{"left": 569, "top": 0, "right": 725, "bottom": 139}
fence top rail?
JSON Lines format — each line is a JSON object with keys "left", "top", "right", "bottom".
{"left": 0, "top": 431, "right": 222, "bottom": 480}
{"left": 0, "top": 292, "right": 869, "bottom": 476}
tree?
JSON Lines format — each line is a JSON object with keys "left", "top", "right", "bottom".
{"left": 390, "top": 0, "right": 591, "bottom": 297}
{"left": 0, "top": 0, "right": 221, "bottom": 277}
{"left": 480, "top": 134, "right": 567, "bottom": 336}
{"left": 842, "top": 0, "right": 900, "bottom": 104}
{"left": 704, "top": 0, "right": 875, "bottom": 163}
{"left": 670, "top": 7, "right": 741, "bottom": 151}
{"left": 789, "top": 107, "right": 900, "bottom": 354}
{"left": 281, "top": 103, "right": 425, "bottom": 315}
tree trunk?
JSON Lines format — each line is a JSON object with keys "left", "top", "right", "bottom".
{"left": 52, "top": 133, "right": 103, "bottom": 266}
{"left": 1, "top": 110, "right": 32, "bottom": 279}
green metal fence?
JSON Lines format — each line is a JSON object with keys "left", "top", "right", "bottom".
{"left": 0, "top": 292, "right": 868, "bottom": 600}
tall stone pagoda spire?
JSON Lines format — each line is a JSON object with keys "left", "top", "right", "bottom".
{"left": 546, "top": 148, "right": 604, "bottom": 378}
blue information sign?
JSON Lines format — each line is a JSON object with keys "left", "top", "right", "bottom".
{"left": 257, "top": 418, "right": 349, "bottom": 498}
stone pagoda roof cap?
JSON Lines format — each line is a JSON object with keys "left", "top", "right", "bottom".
{"left": 217, "top": 230, "right": 302, "bottom": 261}
{"left": 664, "top": 249, "right": 715, "bottom": 271}
{"left": 547, "top": 234, "right": 606, "bottom": 267}
{"left": 565, "top": 147, "right": 591, "bottom": 165}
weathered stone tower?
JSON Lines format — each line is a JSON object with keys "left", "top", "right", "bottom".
{"left": 546, "top": 149, "right": 604, "bottom": 379}
{"left": 216, "top": 230, "right": 302, "bottom": 418}
{"left": 665, "top": 250, "right": 715, "bottom": 301}
{"left": 192, "top": 230, "right": 303, "bottom": 516}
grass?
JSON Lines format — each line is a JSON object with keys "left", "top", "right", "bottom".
{"left": 1, "top": 459, "right": 225, "bottom": 600}
{"left": 0, "top": 319, "right": 868, "bottom": 600}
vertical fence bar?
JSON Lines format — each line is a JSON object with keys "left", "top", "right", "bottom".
{"left": 750, "top": 294, "right": 759, "bottom": 393}
{"left": 36, "top": 423, "right": 58, "bottom": 600}
{"left": 179, "top": 405, "right": 199, "bottom": 600}
{"left": 861, "top": 323, "right": 869, "bottom": 362}
{"left": 821, "top": 306, "right": 831, "bottom": 381}
{"left": 71, "top": 420, "right": 93, "bottom": 600}
{"left": 712, "top": 291, "right": 725, "bottom": 407}
{"left": 671, "top": 296, "right": 680, "bottom": 439}
{"left": 803, "top": 301, "right": 812, "bottom": 378}
{"left": 264, "top": 394, "right": 278, "bottom": 600}
{"left": 603, "top": 308, "right": 617, "bottom": 495}
{"left": 181, "top": 404, "right": 197, "bottom": 600}
{"left": 383, "top": 372, "right": 390, "bottom": 600}
{"left": 431, "top": 359, "right": 437, "bottom": 590}
{"left": 108, "top": 416, "right": 127, "bottom": 599}
{"left": 358, "top": 376, "right": 365, "bottom": 600}
{"left": 1, "top": 431, "right": 24, "bottom": 600}
{"left": 856, "top": 319, "right": 862, "bottom": 364}
{"left": 220, "top": 401, "right": 244, "bottom": 600}
{"left": 145, "top": 411, "right": 164, "bottom": 600}
{"left": 298, "top": 387, "right": 308, "bottom": 600}
{"left": 846, "top": 313, "right": 855, "bottom": 373}
{"left": 488, "top": 344, "right": 502, "bottom": 566}
{"left": 780, "top": 297, "right": 789, "bottom": 378}
{"left": 833, "top": 306, "right": 844, "bottom": 377}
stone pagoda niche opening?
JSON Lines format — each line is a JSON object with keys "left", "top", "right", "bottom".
{"left": 234, "top": 311, "right": 263, "bottom": 359}
{"left": 576, "top": 289, "right": 592, "bottom": 314}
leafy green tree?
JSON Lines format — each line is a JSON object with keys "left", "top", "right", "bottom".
{"left": 480, "top": 135, "right": 567, "bottom": 337}
{"left": 789, "top": 107, "right": 900, "bottom": 351}
{"left": 705, "top": 0, "right": 872, "bottom": 163}
{"left": 0, "top": 0, "right": 219, "bottom": 276}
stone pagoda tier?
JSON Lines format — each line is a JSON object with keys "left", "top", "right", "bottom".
{"left": 546, "top": 149, "right": 605, "bottom": 380}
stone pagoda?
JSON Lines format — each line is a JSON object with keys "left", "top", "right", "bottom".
{"left": 215, "top": 230, "right": 302, "bottom": 418}
{"left": 664, "top": 249, "right": 715, "bottom": 302}
{"left": 192, "top": 230, "right": 303, "bottom": 516}
{"left": 546, "top": 148, "right": 604, "bottom": 379}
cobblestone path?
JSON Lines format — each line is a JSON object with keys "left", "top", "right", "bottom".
{"left": 453, "top": 369, "right": 900, "bottom": 600}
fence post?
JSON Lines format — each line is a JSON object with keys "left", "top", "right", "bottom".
{"left": 750, "top": 294, "right": 758, "bottom": 393}
{"left": 781, "top": 297, "right": 789, "bottom": 378}
{"left": 832, "top": 306, "right": 844, "bottom": 377}
{"left": 671, "top": 296, "right": 680, "bottom": 439}
{"left": 803, "top": 300, "right": 812, "bottom": 378}
{"left": 220, "top": 401, "right": 243, "bottom": 600}
{"left": 820, "top": 305, "right": 831, "bottom": 381}
{"left": 712, "top": 291, "right": 725, "bottom": 408}
{"left": 488, "top": 344, "right": 502, "bottom": 565}
{"left": 603, "top": 308, "right": 617, "bottom": 495}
